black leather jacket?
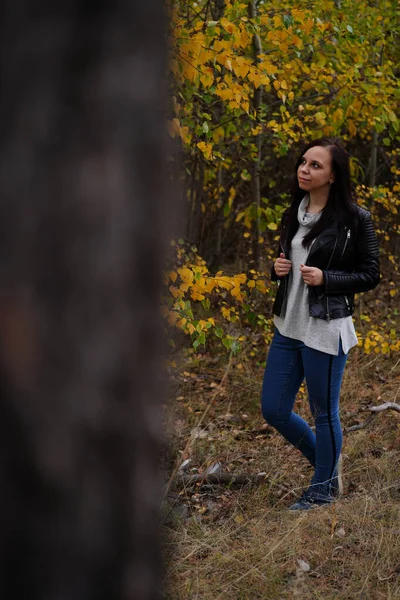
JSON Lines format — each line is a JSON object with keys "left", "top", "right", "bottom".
{"left": 272, "top": 206, "right": 380, "bottom": 321}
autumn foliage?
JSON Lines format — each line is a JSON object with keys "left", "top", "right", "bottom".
{"left": 165, "top": 0, "right": 399, "bottom": 357}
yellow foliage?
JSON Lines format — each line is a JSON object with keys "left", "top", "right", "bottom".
{"left": 220, "top": 17, "right": 236, "bottom": 34}
{"left": 196, "top": 141, "right": 214, "bottom": 160}
{"left": 178, "top": 267, "right": 194, "bottom": 284}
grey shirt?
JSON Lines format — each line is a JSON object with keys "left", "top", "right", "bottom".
{"left": 274, "top": 196, "right": 358, "bottom": 356}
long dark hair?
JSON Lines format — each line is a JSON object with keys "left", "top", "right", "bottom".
{"left": 282, "top": 138, "right": 359, "bottom": 249}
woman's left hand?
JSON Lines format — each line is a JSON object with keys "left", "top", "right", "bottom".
{"left": 300, "top": 264, "right": 324, "bottom": 286}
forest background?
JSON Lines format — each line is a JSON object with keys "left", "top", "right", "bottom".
{"left": 163, "top": 1, "right": 400, "bottom": 598}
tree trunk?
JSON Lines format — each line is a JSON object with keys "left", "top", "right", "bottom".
{"left": 368, "top": 129, "right": 378, "bottom": 188}
{"left": 249, "top": 0, "right": 263, "bottom": 271}
{"left": 190, "top": 158, "right": 205, "bottom": 247}
{"left": 0, "top": 1, "right": 170, "bottom": 599}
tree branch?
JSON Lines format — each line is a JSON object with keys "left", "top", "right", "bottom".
{"left": 344, "top": 402, "right": 400, "bottom": 434}
{"left": 176, "top": 471, "right": 268, "bottom": 488}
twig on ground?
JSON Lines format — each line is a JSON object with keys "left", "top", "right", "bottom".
{"left": 368, "top": 401, "right": 400, "bottom": 414}
{"left": 176, "top": 471, "right": 268, "bottom": 488}
{"left": 344, "top": 414, "right": 377, "bottom": 434}
{"left": 344, "top": 401, "right": 400, "bottom": 434}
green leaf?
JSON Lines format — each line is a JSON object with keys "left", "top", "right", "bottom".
{"left": 201, "top": 298, "right": 211, "bottom": 310}
{"left": 222, "top": 337, "right": 232, "bottom": 350}
{"left": 283, "top": 14, "right": 293, "bottom": 27}
{"left": 346, "top": 25, "right": 353, "bottom": 33}
{"left": 193, "top": 331, "right": 206, "bottom": 349}
{"left": 215, "top": 327, "right": 223, "bottom": 338}
{"left": 231, "top": 340, "right": 241, "bottom": 354}
{"left": 383, "top": 137, "right": 391, "bottom": 146}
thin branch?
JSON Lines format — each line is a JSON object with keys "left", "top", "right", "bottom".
{"left": 343, "top": 414, "right": 377, "bottom": 434}
{"left": 176, "top": 471, "right": 268, "bottom": 487}
{"left": 368, "top": 402, "right": 400, "bottom": 414}
{"left": 344, "top": 402, "right": 400, "bottom": 434}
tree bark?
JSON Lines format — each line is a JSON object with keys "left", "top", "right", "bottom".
{"left": 368, "top": 129, "right": 378, "bottom": 188}
{"left": 249, "top": 0, "right": 263, "bottom": 271}
{"left": 0, "top": 1, "right": 170, "bottom": 598}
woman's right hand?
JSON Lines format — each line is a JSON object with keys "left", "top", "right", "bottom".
{"left": 274, "top": 253, "right": 292, "bottom": 277}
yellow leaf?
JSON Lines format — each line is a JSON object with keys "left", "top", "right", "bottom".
{"left": 220, "top": 17, "right": 235, "bottom": 34}
{"left": 239, "top": 30, "right": 250, "bottom": 48}
{"left": 228, "top": 187, "right": 236, "bottom": 208}
{"left": 213, "top": 126, "right": 225, "bottom": 144}
{"left": 280, "top": 80, "right": 288, "bottom": 90}
{"left": 235, "top": 273, "right": 247, "bottom": 285}
{"left": 263, "top": 62, "right": 278, "bottom": 76}
{"left": 235, "top": 63, "right": 250, "bottom": 78}
{"left": 178, "top": 267, "right": 194, "bottom": 284}
{"left": 390, "top": 289, "right": 397, "bottom": 297}
{"left": 196, "top": 141, "right": 213, "bottom": 160}
{"left": 267, "top": 222, "right": 278, "bottom": 231}
{"left": 216, "top": 87, "right": 234, "bottom": 101}
{"left": 221, "top": 306, "right": 231, "bottom": 319}
{"left": 169, "top": 286, "right": 180, "bottom": 298}
{"left": 348, "top": 120, "right": 357, "bottom": 137}
{"left": 332, "top": 108, "right": 343, "bottom": 124}
{"left": 302, "top": 18, "right": 314, "bottom": 35}
{"left": 231, "top": 286, "right": 242, "bottom": 300}
{"left": 200, "top": 67, "right": 214, "bottom": 88}
{"left": 248, "top": 69, "right": 262, "bottom": 88}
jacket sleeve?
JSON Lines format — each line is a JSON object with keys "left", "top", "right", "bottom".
{"left": 322, "top": 210, "right": 380, "bottom": 295}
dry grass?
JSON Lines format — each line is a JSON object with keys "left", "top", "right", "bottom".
{"left": 162, "top": 346, "right": 400, "bottom": 599}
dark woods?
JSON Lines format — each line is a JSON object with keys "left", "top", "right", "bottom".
{"left": 0, "top": 1, "right": 169, "bottom": 598}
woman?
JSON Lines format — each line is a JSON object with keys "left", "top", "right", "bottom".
{"left": 261, "top": 138, "right": 380, "bottom": 511}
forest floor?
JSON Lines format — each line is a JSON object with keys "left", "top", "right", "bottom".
{"left": 161, "top": 318, "right": 400, "bottom": 599}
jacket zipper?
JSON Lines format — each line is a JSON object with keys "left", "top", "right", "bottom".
{"left": 326, "top": 236, "right": 338, "bottom": 270}
{"left": 319, "top": 236, "right": 338, "bottom": 321}
{"left": 341, "top": 229, "right": 351, "bottom": 258}
{"left": 319, "top": 236, "right": 338, "bottom": 319}
{"left": 323, "top": 232, "right": 350, "bottom": 319}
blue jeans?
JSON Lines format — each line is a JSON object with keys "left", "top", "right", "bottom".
{"left": 261, "top": 329, "right": 348, "bottom": 496}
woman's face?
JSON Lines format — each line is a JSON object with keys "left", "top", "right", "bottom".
{"left": 297, "top": 146, "right": 335, "bottom": 194}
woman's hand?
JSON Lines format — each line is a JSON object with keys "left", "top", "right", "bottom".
{"left": 274, "top": 253, "right": 292, "bottom": 277}
{"left": 300, "top": 264, "right": 324, "bottom": 286}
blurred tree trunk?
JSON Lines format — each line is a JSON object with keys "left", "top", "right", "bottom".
{"left": 0, "top": 1, "right": 169, "bottom": 599}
